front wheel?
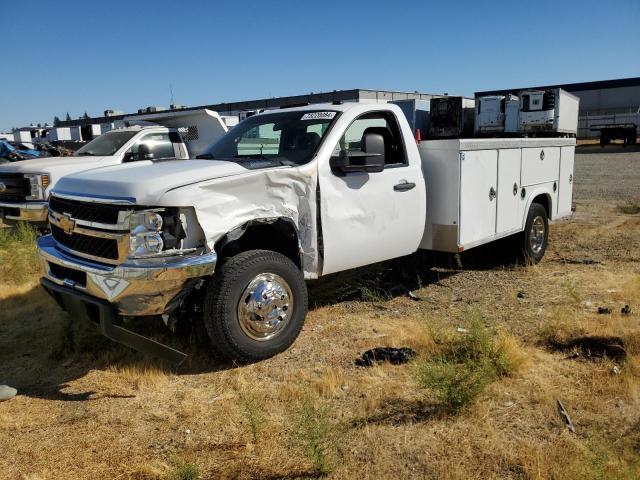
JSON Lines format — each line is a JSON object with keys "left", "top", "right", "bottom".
{"left": 519, "top": 203, "right": 549, "bottom": 264}
{"left": 203, "top": 249, "right": 308, "bottom": 362}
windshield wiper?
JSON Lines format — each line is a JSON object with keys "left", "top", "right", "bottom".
{"left": 196, "top": 153, "right": 215, "bottom": 159}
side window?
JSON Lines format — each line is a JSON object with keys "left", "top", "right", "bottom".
{"left": 128, "top": 133, "right": 175, "bottom": 160}
{"left": 336, "top": 112, "right": 406, "bottom": 166}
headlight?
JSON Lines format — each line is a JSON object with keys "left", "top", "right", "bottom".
{"left": 129, "top": 210, "right": 164, "bottom": 256}
{"left": 130, "top": 232, "right": 164, "bottom": 256}
{"left": 130, "top": 211, "right": 163, "bottom": 233}
{"left": 25, "top": 173, "right": 50, "bottom": 200}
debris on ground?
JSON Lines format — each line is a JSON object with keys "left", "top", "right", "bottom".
{"left": 517, "top": 291, "right": 526, "bottom": 299}
{"left": 456, "top": 327, "right": 469, "bottom": 334}
{"left": 556, "top": 399, "right": 576, "bottom": 433}
{"left": 0, "top": 385, "right": 17, "bottom": 401}
{"left": 355, "top": 347, "right": 417, "bottom": 367}
{"left": 407, "top": 290, "right": 421, "bottom": 301}
{"left": 556, "top": 257, "right": 603, "bottom": 265}
{"left": 612, "top": 365, "right": 621, "bottom": 375}
{"left": 597, "top": 307, "right": 612, "bottom": 314}
{"left": 621, "top": 305, "right": 632, "bottom": 315}
{"left": 557, "top": 336, "right": 627, "bottom": 361}
{"left": 388, "top": 284, "right": 422, "bottom": 301}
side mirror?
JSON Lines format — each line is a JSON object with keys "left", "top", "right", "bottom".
{"left": 330, "top": 132, "right": 385, "bottom": 175}
{"left": 137, "top": 143, "right": 155, "bottom": 160}
{"left": 123, "top": 151, "right": 135, "bottom": 162}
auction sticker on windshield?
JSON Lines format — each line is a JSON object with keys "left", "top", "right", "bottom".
{"left": 301, "top": 112, "right": 336, "bottom": 121}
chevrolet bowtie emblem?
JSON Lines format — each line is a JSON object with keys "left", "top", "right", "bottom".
{"left": 58, "top": 213, "right": 76, "bottom": 235}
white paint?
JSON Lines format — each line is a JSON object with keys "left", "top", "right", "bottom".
{"left": 317, "top": 103, "right": 426, "bottom": 274}
{"left": 557, "top": 146, "right": 575, "bottom": 217}
{"left": 459, "top": 149, "right": 497, "bottom": 245}
{"left": 521, "top": 147, "right": 560, "bottom": 185}
{"left": 418, "top": 137, "right": 575, "bottom": 253}
{"left": 496, "top": 149, "right": 525, "bottom": 233}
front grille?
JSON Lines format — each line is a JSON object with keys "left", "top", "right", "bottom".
{"left": 0, "top": 173, "right": 30, "bottom": 201}
{"left": 48, "top": 263, "right": 87, "bottom": 287}
{"left": 49, "top": 196, "right": 126, "bottom": 225}
{"left": 51, "top": 224, "right": 119, "bottom": 260}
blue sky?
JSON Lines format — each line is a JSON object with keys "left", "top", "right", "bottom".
{"left": 1, "top": 0, "right": 638, "bottom": 131}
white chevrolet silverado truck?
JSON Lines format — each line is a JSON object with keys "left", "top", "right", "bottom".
{"left": 37, "top": 102, "right": 576, "bottom": 364}
{"left": 0, "top": 109, "right": 229, "bottom": 227}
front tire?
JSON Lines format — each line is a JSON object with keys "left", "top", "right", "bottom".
{"left": 203, "top": 249, "right": 308, "bottom": 362}
{"left": 520, "top": 203, "right": 549, "bottom": 264}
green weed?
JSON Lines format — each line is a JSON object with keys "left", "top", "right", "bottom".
{"left": 0, "top": 222, "right": 40, "bottom": 284}
{"left": 417, "top": 313, "right": 522, "bottom": 412}
{"left": 163, "top": 457, "right": 200, "bottom": 480}
{"left": 238, "top": 388, "right": 266, "bottom": 443}
{"left": 295, "top": 394, "right": 336, "bottom": 476}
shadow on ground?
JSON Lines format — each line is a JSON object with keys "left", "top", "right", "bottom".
{"left": 0, "top": 284, "right": 237, "bottom": 402}
{"left": 0, "top": 239, "right": 524, "bottom": 401}
{"left": 308, "top": 235, "right": 525, "bottom": 307}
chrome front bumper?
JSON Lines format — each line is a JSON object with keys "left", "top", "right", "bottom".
{"left": 0, "top": 201, "right": 48, "bottom": 223}
{"left": 37, "top": 235, "right": 217, "bottom": 316}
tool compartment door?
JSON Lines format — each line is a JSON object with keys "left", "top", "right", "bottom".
{"left": 521, "top": 146, "right": 560, "bottom": 185}
{"left": 557, "top": 145, "right": 575, "bottom": 217}
{"left": 496, "top": 148, "right": 525, "bottom": 233}
{"left": 459, "top": 150, "right": 498, "bottom": 246}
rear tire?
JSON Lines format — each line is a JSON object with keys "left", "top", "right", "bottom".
{"left": 203, "top": 249, "right": 307, "bottom": 362}
{"left": 519, "top": 203, "right": 549, "bottom": 264}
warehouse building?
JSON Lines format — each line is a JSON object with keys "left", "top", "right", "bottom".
{"left": 56, "top": 89, "right": 435, "bottom": 129}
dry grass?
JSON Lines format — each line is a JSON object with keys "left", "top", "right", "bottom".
{"left": 0, "top": 152, "right": 639, "bottom": 479}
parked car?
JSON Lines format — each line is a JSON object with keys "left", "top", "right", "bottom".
{"left": 0, "top": 109, "right": 229, "bottom": 226}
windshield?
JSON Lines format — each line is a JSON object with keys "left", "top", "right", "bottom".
{"left": 75, "top": 130, "right": 137, "bottom": 157}
{"left": 200, "top": 110, "right": 338, "bottom": 166}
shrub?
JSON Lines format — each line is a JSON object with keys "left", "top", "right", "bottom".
{"left": 417, "top": 314, "right": 524, "bottom": 412}
{"left": 296, "top": 394, "right": 336, "bottom": 476}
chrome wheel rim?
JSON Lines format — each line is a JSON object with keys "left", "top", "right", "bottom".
{"left": 237, "top": 273, "right": 293, "bottom": 341}
{"left": 529, "top": 216, "right": 546, "bottom": 254}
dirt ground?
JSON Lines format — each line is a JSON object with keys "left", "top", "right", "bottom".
{"left": 0, "top": 146, "right": 639, "bottom": 479}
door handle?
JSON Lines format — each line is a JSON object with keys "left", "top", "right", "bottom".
{"left": 394, "top": 181, "right": 416, "bottom": 192}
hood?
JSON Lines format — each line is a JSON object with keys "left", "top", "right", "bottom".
{"left": 52, "top": 159, "right": 255, "bottom": 205}
{"left": 0, "top": 155, "right": 115, "bottom": 175}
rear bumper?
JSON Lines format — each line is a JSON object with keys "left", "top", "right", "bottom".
{"left": 0, "top": 200, "right": 48, "bottom": 223}
{"left": 40, "top": 278, "right": 187, "bottom": 365}
{"left": 37, "top": 234, "right": 217, "bottom": 316}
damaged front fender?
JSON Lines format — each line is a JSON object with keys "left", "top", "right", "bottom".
{"left": 157, "top": 163, "right": 320, "bottom": 278}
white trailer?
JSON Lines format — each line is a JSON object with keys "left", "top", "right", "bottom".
{"left": 475, "top": 94, "right": 520, "bottom": 135}
{"left": 47, "top": 127, "right": 72, "bottom": 142}
{"left": 519, "top": 88, "right": 579, "bottom": 135}
{"left": 13, "top": 130, "right": 34, "bottom": 145}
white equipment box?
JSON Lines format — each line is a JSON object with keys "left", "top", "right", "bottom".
{"left": 519, "top": 88, "right": 579, "bottom": 135}
{"left": 419, "top": 137, "right": 575, "bottom": 252}
{"left": 475, "top": 94, "right": 519, "bottom": 134}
